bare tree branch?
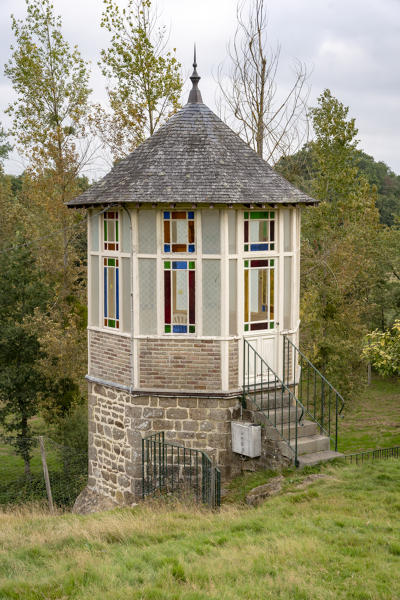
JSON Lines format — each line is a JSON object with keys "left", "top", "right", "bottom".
{"left": 217, "top": 0, "right": 310, "bottom": 165}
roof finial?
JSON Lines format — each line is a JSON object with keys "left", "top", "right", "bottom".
{"left": 188, "top": 43, "right": 203, "bottom": 104}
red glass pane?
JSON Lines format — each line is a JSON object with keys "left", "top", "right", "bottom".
{"left": 189, "top": 270, "right": 195, "bottom": 324}
{"left": 250, "top": 259, "right": 269, "bottom": 267}
{"left": 108, "top": 243, "right": 116, "bottom": 251}
{"left": 164, "top": 220, "right": 170, "bottom": 243}
{"left": 188, "top": 220, "right": 194, "bottom": 243}
{"left": 250, "top": 322, "right": 268, "bottom": 331}
{"left": 164, "top": 271, "right": 171, "bottom": 324}
{"left": 244, "top": 220, "right": 248, "bottom": 243}
{"left": 108, "top": 212, "right": 114, "bottom": 219}
{"left": 172, "top": 244, "right": 187, "bottom": 252}
{"left": 171, "top": 212, "right": 186, "bottom": 219}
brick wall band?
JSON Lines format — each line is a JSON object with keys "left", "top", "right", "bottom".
{"left": 139, "top": 338, "right": 222, "bottom": 391}
{"left": 89, "top": 330, "right": 132, "bottom": 387}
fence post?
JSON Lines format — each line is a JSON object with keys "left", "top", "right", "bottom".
{"left": 39, "top": 436, "right": 54, "bottom": 514}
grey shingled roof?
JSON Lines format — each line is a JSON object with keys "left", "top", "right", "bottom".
{"left": 67, "top": 101, "right": 316, "bottom": 208}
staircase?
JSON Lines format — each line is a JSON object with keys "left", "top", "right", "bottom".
{"left": 243, "top": 339, "right": 344, "bottom": 467}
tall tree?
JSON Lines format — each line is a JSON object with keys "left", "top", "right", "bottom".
{"left": 217, "top": 0, "right": 309, "bottom": 164}
{"left": 4, "top": 0, "right": 91, "bottom": 420}
{"left": 297, "top": 90, "right": 385, "bottom": 396}
{"left": 95, "top": 0, "right": 182, "bottom": 161}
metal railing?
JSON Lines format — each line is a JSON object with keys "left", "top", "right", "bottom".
{"left": 142, "top": 432, "right": 220, "bottom": 508}
{"left": 282, "top": 335, "right": 345, "bottom": 452}
{"left": 243, "top": 338, "right": 306, "bottom": 466}
{"left": 343, "top": 446, "right": 400, "bottom": 464}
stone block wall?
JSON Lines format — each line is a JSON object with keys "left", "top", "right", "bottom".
{"left": 139, "top": 338, "right": 222, "bottom": 391}
{"left": 88, "top": 381, "right": 242, "bottom": 505}
{"left": 89, "top": 330, "right": 131, "bottom": 387}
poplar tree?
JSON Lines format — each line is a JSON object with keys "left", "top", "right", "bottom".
{"left": 4, "top": 0, "right": 91, "bottom": 420}
{"left": 95, "top": 0, "right": 182, "bottom": 160}
{"left": 299, "top": 90, "right": 385, "bottom": 396}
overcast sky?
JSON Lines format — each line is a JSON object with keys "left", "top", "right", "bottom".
{"left": 1, "top": 0, "right": 400, "bottom": 177}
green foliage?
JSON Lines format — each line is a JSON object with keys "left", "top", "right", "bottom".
{"left": 0, "top": 125, "right": 12, "bottom": 166}
{"left": 0, "top": 239, "right": 50, "bottom": 472}
{"left": 96, "top": 0, "right": 182, "bottom": 159}
{"left": 287, "top": 90, "right": 386, "bottom": 396}
{"left": 4, "top": 0, "right": 91, "bottom": 173}
{"left": 362, "top": 321, "right": 400, "bottom": 377}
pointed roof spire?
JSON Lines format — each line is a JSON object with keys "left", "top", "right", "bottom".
{"left": 188, "top": 44, "right": 203, "bottom": 104}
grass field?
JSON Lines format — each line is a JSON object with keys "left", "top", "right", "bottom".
{"left": 1, "top": 459, "right": 400, "bottom": 600}
{"left": 339, "top": 375, "right": 400, "bottom": 453}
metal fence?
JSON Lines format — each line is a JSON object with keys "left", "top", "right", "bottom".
{"left": 343, "top": 446, "right": 400, "bottom": 464}
{"left": 142, "top": 432, "right": 221, "bottom": 508}
{"left": 0, "top": 434, "right": 87, "bottom": 510}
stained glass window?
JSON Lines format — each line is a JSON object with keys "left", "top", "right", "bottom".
{"left": 244, "top": 211, "right": 275, "bottom": 252}
{"left": 104, "top": 211, "right": 119, "bottom": 251}
{"left": 244, "top": 259, "right": 275, "bottom": 331}
{"left": 163, "top": 211, "right": 195, "bottom": 253}
{"left": 164, "top": 261, "right": 195, "bottom": 333}
{"left": 104, "top": 257, "right": 119, "bottom": 328}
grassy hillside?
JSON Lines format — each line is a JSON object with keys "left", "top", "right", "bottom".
{"left": 339, "top": 375, "right": 400, "bottom": 453}
{"left": 1, "top": 460, "right": 400, "bottom": 600}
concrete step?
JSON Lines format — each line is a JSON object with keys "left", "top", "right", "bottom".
{"left": 249, "top": 391, "right": 291, "bottom": 410}
{"left": 297, "top": 450, "right": 344, "bottom": 467}
{"left": 282, "top": 419, "right": 319, "bottom": 439}
{"left": 297, "top": 434, "right": 330, "bottom": 456}
{"left": 262, "top": 405, "right": 303, "bottom": 425}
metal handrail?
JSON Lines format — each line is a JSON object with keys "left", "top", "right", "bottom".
{"left": 243, "top": 338, "right": 306, "bottom": 466}
{"left": 283, "top": 334, "right": 345, "bottom": 452}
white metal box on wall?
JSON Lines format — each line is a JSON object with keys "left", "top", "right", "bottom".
{"left": 231, "top": 422, "right": 261, "bottom": 458}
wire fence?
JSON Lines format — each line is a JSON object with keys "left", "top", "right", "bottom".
{"left": 0, "top": 434, "right": 87, "bottom": 510}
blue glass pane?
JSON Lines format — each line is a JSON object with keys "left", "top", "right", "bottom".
{"left": 172, "top": 261, "right": 187, "bottom": 269}
{"left": 164, "top": 211, "right": 170, "bottom": 219}
{"left": 250, "top": 243, "right": 269, "bottom": 251}
{"left": 116, "top": 267, "right": 119, "bottom": 320}
{"left": 164, "top": 244, "right": 171, "bottom": 252}
{"left": 173, "top": 325, "right": 187, "bottom": 333}
{"left": 104, "top": 267, "right": 107, "bottom": 317}
{"left": 188, "top": 245, "right": 195, "bottom": 253}
{"left": 188, "top": 211, "right": 194, "bottom": 219}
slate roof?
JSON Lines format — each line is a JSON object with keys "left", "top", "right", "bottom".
{"left": 67, "top": 100, "right": 316, "bottom": 208}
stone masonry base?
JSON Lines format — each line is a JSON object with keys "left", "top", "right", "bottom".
{"left": 87, "top": 382, "right": 294, "bottom": 506}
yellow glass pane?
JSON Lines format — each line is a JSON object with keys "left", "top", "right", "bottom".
{"left": 270, "top": 268, "right": 274, "bottom": 320}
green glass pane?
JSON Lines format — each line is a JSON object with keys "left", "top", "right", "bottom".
{"left": 104, "top": 220, "right": 107, "bottom": 241}
{"left": 270, "top": 244, "right": 275, "bottom": 251}
{"left": 108, "top": 258, "right": 115, "bottom": 266}
{"left": 244, "top": 324, "right": 249, "bottom": 331}
{"left": 270, "top": 322, "right": 274, "bottom": 329}
{"left": 250, "top": 211, "right": 269, "bottom": 219}
{"left": 165, "top": 325, "right": 171, "bottom": 333}
{"left": 116, "top": 220, "right": 119, "bottom": 242}
{"left": 244, "top": 244, "right": 248, "bottom": 251}
{"left": 244, "top": 260, "right": 249, "bottom": 268}
{"left": 189, "top": 325, "right": 195, "bottom": 333}
{"left": 270, "top": 212, "right": 275, "bottom": 218}
{"left": 108, "top": 319, "right": 115, "bottom": 328}
{"left": 244, "top": 212, "right": 249, "bottom": 219}
{"left": 270, "top": 259, "right": 274, "bottom": 266}
{"left": 164, "top": 261, "right": 171, "bottom": 269}
{"left": 189, "top": 261, "right": 195, "bottom": 270}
